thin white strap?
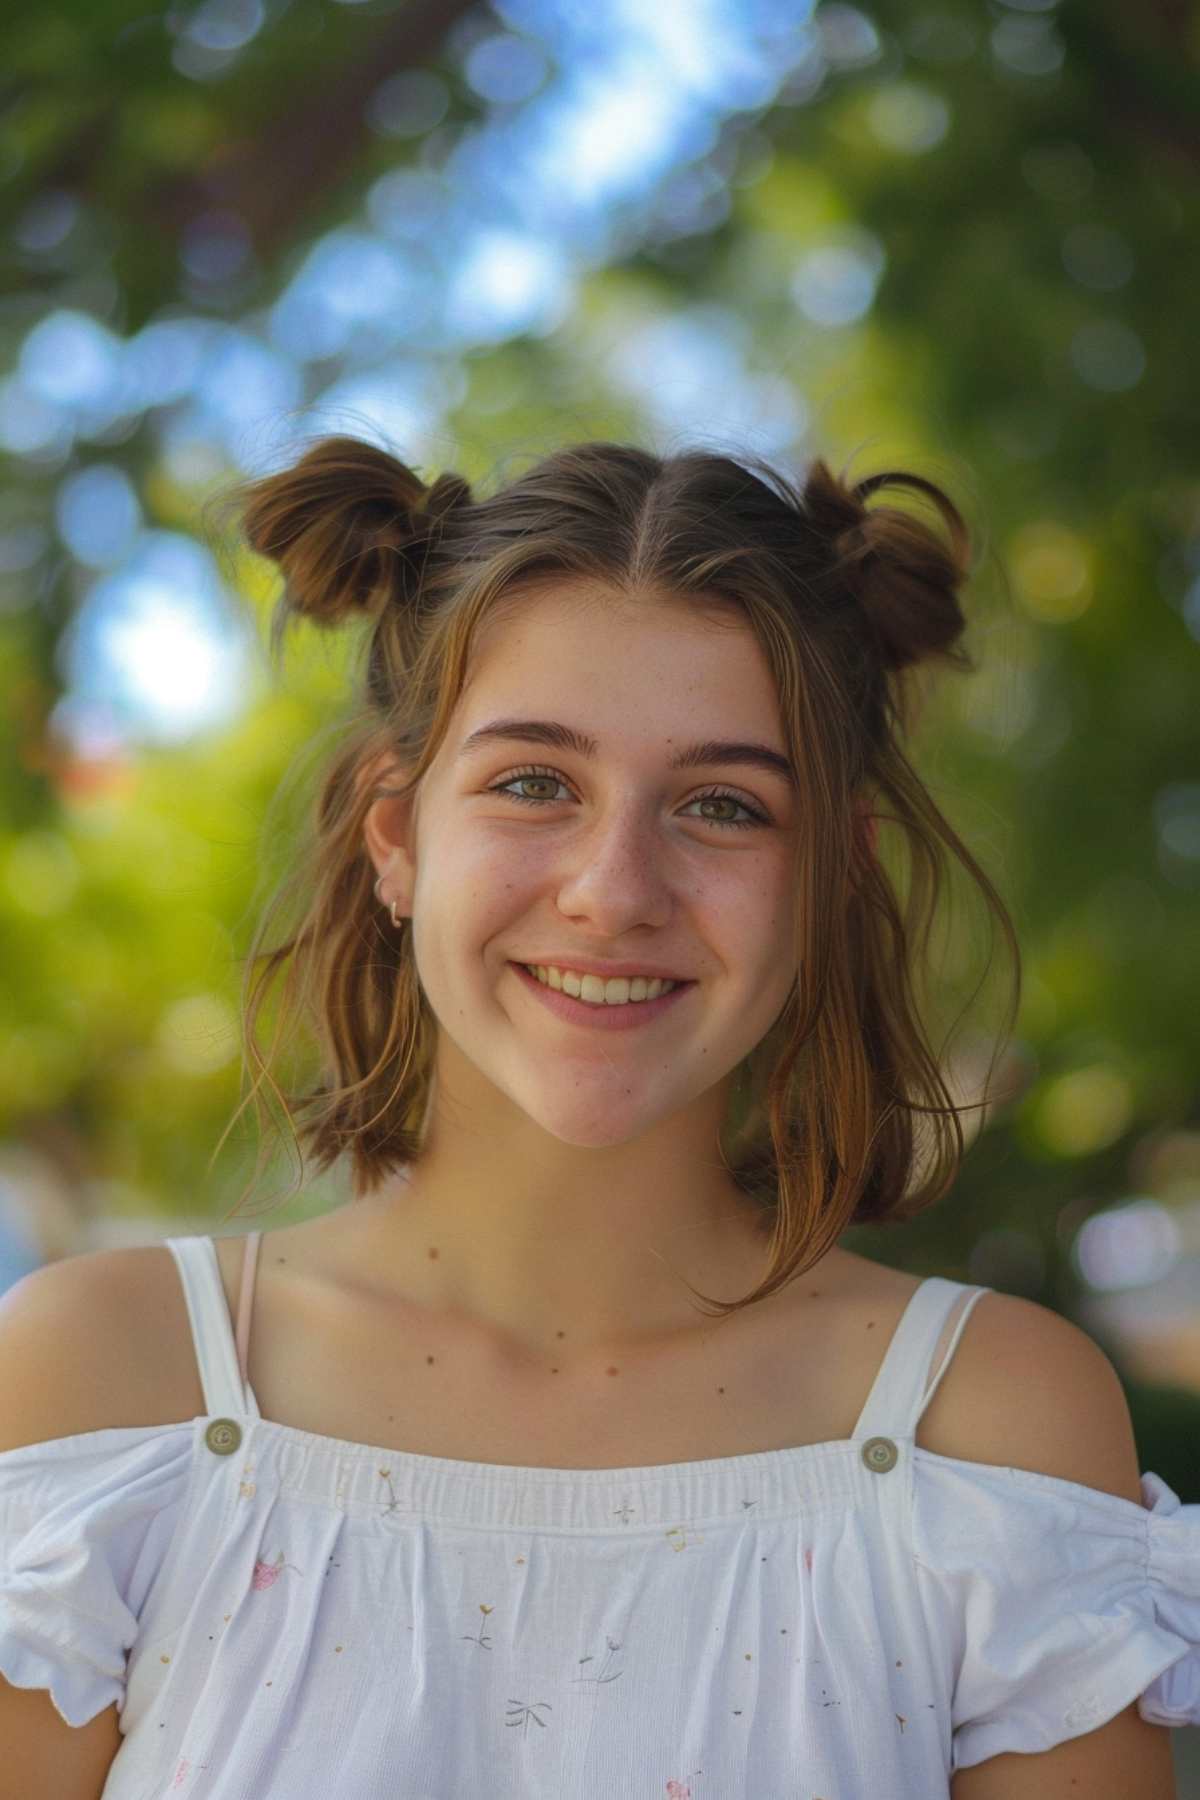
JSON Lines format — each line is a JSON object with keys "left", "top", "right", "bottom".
{"left": 852, "top": 1276, "right": 990, "bottom": 1441}
{"left": 163, "top": 1236, "right": 261, "bottom": 1419}
{"left": 234, "top": 1230, "right": 262, "bottom": 1390}
{"left": 918, "top": 1283, "right": 991, "bottom": 1423}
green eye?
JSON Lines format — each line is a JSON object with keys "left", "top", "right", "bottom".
{"left": 683, "top": 791, "right": 767, "bottom": 829}
{"left": 486, "top": 765, "right": 770, "bottom": 831}
{"left": 489, "top": 770, "right": 572, "bottom": 806}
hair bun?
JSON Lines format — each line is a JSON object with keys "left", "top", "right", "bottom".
{"left": 239, "top": 437, "right": 472, "bottom": 627}
{"left": 422, "top": 470, "right": 472, "bottom": 521}
{"left": 802, "top": 457, "right": 972, "bottom": 673}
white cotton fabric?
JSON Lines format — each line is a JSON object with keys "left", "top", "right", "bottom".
{"left": 0, "top": 1235, "right": 1196, "bottom": 1799}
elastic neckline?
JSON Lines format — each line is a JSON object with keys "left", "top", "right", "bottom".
{"left": 186, "top": 1410, "right": 1147, "bottom": 1535}
{"left": 226, "top": 1400, "right": 873, "bottom": 1476}
{"left": 203, "top": 1407, "right": 880, "bottom": 1530}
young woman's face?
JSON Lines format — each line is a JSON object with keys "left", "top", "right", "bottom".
{"left": 397, "top": 583, "right": 801, "bottom": 1149}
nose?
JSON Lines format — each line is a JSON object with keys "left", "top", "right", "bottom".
{"left": 552, "top": 800, "right": 675, "bottom": 936}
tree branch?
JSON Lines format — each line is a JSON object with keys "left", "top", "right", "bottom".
{"left": 165, "top": 0, "right": 483, "bottom": 255}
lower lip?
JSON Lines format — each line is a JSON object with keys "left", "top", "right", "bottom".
{"left": 511, "top": 962, "right": 694, "bottom": 1031}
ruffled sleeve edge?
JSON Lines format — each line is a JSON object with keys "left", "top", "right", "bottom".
{"left": 1, "top": 1421, "right": 201, "bottom": 1731}
{"left": 951, "top": 1626, "right": 1191, "bottom": 1771}
{"left": 1138, "top": 1468, "right": 1200, "bottom": 1727}
{"left": 0, "top": 1608, "right": 123, "bottom": 1729}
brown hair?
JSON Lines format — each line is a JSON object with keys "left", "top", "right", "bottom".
{"left": 214, "top": 433, "right": 1019, "bottom": 1318}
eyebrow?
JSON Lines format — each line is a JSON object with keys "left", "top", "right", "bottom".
{"left": 456, "top": 718, "right": 795, "bottom": 784}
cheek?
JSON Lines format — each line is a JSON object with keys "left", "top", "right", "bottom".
{"left": 738, "top": 903, "right": 800, "bottom": 1028}
{"left": 713, "top": 856, "right": 795, "bottom": 958}
{"left": 416, "top": 831, "right": 548, "bottom": 949}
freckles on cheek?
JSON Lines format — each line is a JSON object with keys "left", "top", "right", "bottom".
{"left": 445, "top": 846, "right": 541, "bottom": 954}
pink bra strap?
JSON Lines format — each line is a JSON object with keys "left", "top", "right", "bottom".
{"left": 234, "top": 1230, "right": 262, "bottom": 1387}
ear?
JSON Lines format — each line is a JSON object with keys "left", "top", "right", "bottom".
{"left": 357, "top": 750, "right": 419, "bottom": 918}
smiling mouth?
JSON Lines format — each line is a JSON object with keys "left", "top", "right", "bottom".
{"left": 518, "top": 962, "right": 691, "bottom": 1006}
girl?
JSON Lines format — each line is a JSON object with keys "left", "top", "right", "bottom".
{"left": 1, "top": 435, "right": 1196, "bottom": 1799}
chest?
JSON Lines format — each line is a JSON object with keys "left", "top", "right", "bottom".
{"left": 220, "top": 1247, "right": 925, "bottom": 1470}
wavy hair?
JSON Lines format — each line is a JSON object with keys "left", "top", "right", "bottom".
{"left": 213, "top": 434, "right": 1020, "bottom": 1318}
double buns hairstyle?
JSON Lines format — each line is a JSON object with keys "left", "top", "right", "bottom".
{"left": 241, "top": 435, "right": 971, "bottom": 678}
{"left": 224, "top": 433, "right": 1017, "bottom": 1319}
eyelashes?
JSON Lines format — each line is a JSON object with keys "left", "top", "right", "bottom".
{"left": 484, "top": 764, "right": 770, "bottom": 831}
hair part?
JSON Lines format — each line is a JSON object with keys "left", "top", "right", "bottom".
{"left": 213, "top": 434, "right": 1020, "bottom": 1319}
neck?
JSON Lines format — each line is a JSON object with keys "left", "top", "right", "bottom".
{"left": 352, "top": 1100, "right": 774, "bottom": 1363}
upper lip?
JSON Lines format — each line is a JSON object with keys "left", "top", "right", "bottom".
{"left": 514, "top": 957, "right": 692, "bottom": 982}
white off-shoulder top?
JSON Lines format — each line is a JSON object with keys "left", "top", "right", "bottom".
{"left": 2, "top": 1232, "right": 1197, "bottom": 1799}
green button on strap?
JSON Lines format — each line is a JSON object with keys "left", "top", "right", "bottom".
{"left": 205, "top": 1418, "right": 243, "bottom": 1456}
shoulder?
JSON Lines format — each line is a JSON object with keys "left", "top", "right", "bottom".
{"left": 0, "top": 1243, "right": 207, "bottom": 1450}
{"left": 917, "top": 1287, "right": 1144, "bottom": 1504}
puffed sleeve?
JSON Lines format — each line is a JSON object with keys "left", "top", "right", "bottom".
{"left": 0, "top": 1424, "right": 194, "bottom": 1728}
{"left": 1138, "top": 1470, "right": 1200, "bottom": 1727}
{"left": 912, "top": 1453, "right": 1200, "bottom": 1772}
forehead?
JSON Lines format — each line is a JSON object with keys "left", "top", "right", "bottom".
{"left": 457, "top": 582, "right": 782, "bottom": 737}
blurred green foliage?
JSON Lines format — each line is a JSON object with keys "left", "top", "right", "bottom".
{"left": 1121, "top": 1380, "right": 1200, "bottom": 1505}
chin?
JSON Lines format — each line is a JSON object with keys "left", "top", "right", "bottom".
{"left": 517, "top": 1093, "right": 673, "bottom": 1151}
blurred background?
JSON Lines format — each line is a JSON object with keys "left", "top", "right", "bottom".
{"left": 1, "top": 0, "right": 1198, "bottom": 1766}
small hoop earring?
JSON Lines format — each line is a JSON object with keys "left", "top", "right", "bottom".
{"left": 373, "top": 874, "right": 404, "bottom": 930}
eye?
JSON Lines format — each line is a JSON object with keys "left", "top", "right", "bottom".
{"left": 682, "top": 788, "right": 770, "bottom": 830}
{"left": 485, "top": 766, "right": 770, "bottom": 831}
{"left": 488, "top": 767, "right": 572, "bottom": 806}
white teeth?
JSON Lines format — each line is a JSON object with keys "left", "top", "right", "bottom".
{"left": 526, "top": 964, "right": 678, "bottom": 1005}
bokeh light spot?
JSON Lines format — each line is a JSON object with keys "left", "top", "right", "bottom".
{"left": 1073, "top": 1199, "right": 1181, "bottom": 1292}
{"left": 181, "top": 210, "right": 253, "bottom": 284}
{"left": 1061, "top": 223, "right": 1134, "bottom": 293}
{"left": 991, "top": 15, "right": 1065, "bottom": 77}
{"left": 55, "top": 464, "right": 142, "bottom": 568}
{"left": 792, "top": 232, "right": 885, "bottom": 327}
{"left": 15, "top": 191, "right": 81, "bottom": 254}
{"left": 181, "top": 0, "right": 264, "bottom": 53}
{"left": 445, "top": 230, "right": 573, "bottom": 341}
{"left": 20, "top": 310, "right": 123, "bottom": 411}
{"left": 61, "top": 532, "right": 254, "bottom": 745}
{"left": 1154, "top": 782, "right": 1200, "bottom": 888}
{"left": 817, "top": 5, "right": 882, "bottom": 69}
{"left": 865, "top": 82, "right": 950, "bottom": 154}
{"left": 464, "top": 33, "right": 549, "bottom": 105}
{"left": 1070, "top": 319, "right": 1146, "bottom": 393}
{"left": 1008, "top": 520, "right": 1093, "bottom": 622}
{"left": 156, "top": 992, "right": 240, "bottom": 1075}
{"left": 366, "top": 70, "right": 450, "bottom": 138}
{"left": 0, "top": 379, "right": 72, "bottom": 458}
{"left": 1031, "top": 1064, "right": 1134, "bottom": 1157}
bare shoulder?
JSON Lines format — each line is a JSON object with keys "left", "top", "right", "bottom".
{"left": 814, "top": 1247, "right": 924, "bottom": 1328}
{"left": 917, "top": 1287, "right": 1144, "bottom": 1504}
{"left": 0, "top": 1243, "right": 206, "bottom": 1450}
